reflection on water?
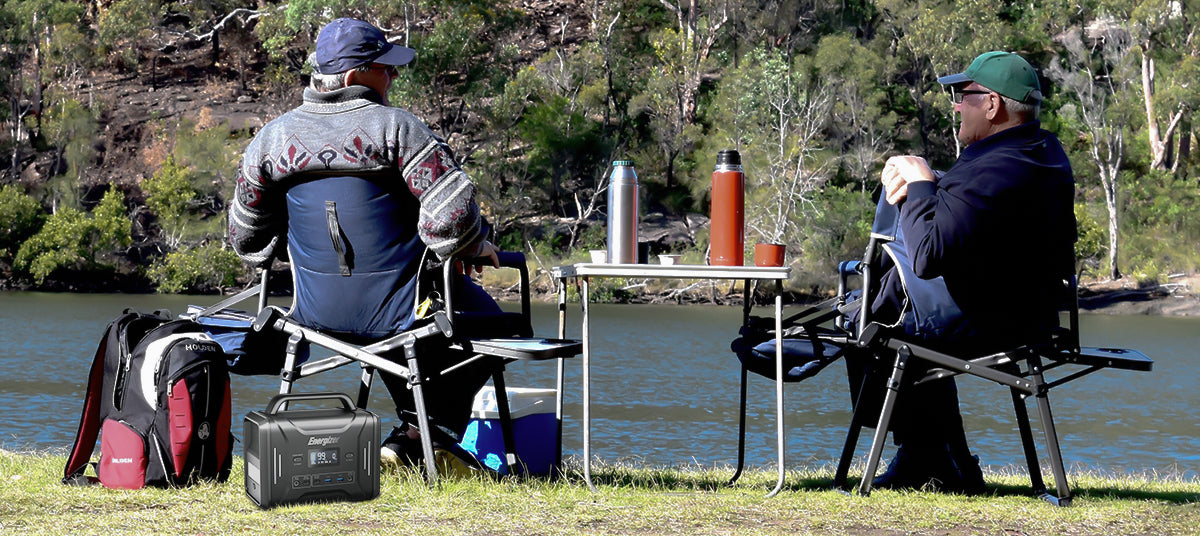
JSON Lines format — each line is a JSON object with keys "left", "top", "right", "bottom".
{"left": 1, "top": 291, "right": 1196, "bottom": 478}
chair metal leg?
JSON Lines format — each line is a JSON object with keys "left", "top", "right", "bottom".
{"left": 1028, "top": 355, "right": 1072, "bottom": 506}
{"left": 278, "top": 332, "right": 303, "bottom": 396}
{"left": 834, "top": 407, "right": 865, "bottom": 492}
{"left": 404, "top": 341, "right": 439, "bottom": 486}
{"left": 858, "top": 345, "right": 909, "bottom": 496}
{"left": 491, "top": 370, "right": 521, "bottom": 475}
{"left": 554, "top": 279, "right": 567, "bottom": 479}
{"left": 834, "top": 368, "right": 875, "bottom": 491}
{"left": 728, "top": 366, "right": 749, "bottom": 485}
{"left": 1009, "top": 387, "right": 1047, "bottom": 495}
{"left": 356, "top": 365, "right": 375, "bottom": 409}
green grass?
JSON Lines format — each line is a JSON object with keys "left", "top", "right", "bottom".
{"left": 2, "top": 450, "right": 1198, "bottom": 535}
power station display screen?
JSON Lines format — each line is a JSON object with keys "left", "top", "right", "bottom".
{"left": 308, "top": 447, "right": 340, "bottom": 467}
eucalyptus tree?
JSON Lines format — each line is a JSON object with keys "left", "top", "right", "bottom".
{"left": 1047, "top": 22, "right": 1140, "bottom": 281}
{"left": 813, "top": 32, "right": 895, "bottom": 195}
{"left": 710, "top": 46, "right": 835, "bottom": 247}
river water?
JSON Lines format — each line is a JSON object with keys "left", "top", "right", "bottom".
{"left": 1, "top": 291, "right": 1196, "bottom": 478}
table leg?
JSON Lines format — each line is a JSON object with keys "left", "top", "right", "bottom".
{"left": 767, "top": 278, "right": 787, "bottom": 497}
{"left": 581, "top": 276, "right": 596, "bottom": 491}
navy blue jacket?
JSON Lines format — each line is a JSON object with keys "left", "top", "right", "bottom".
{"left": 882, "top": 121, "right": 1076, "bottom": 349}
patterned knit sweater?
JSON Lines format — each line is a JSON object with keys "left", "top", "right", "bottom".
{"left": 228, "top": 85, "right": 483, "bottom": 265}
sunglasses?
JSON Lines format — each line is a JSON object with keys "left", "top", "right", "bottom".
{"left": 952, "top": 89, "right": 992, "bottom": 104}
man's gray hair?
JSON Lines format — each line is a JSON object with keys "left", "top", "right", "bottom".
{"left": 307, "top": 52, "right": 375, "bottom": 92}
{"left": 1002, "top": 95, "right": 1040, "bottom": 121}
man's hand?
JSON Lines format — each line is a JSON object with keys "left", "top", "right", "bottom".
{"left": 455, "top": 240, "right": 500, "bottom": 277}
{"left": 881, "top": 155, "right": 937, "bottom": 205}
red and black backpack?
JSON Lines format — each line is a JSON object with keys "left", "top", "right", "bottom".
{"left": 63, "top": 309, "right": 233, "bottom": 489}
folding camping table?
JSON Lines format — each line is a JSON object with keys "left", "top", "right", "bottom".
{"left": 552, "top": 263, "right": 791, "bottom": 495}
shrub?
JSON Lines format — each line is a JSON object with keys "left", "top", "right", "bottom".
{"left": 0, "top": 185, "right": 46, "bottom": 261}
{"left": 13, "top": 189, "right": 131, "bottom": 283}
{"left": 143, "top": 155, "right": 198, "bottom": 247}
{"left": 148, "top": 242, "right": 245, "bottom": 294}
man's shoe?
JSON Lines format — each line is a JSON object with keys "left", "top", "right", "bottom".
{"left": 947, "top": 454, "right": 987, "bottom": 495}
{"left": 381, "top": 425, "right": 422, "bottom": 470}
{"left": 871, "top": 445, "right": 961, "bottom": 491}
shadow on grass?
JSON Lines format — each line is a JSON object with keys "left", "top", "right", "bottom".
{"left": 561, "top": 464, "right": 1200, "bottom": 505}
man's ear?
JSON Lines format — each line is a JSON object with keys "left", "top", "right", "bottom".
{"left": 985, "top": 93, "right": 1003, "bottom": 121}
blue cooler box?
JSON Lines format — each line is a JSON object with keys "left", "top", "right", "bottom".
{"left": 458, "top": 387, "right": 557, "bottom": 475}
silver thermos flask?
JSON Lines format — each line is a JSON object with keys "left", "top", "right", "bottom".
{"left": 606, "top": 160, "right": 639, "bottom": 264}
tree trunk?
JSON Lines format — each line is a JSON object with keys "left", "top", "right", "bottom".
{"left": 211, "top": 27, "right": 220, "bottom": 68}
{"left": 1141, "top": 49, "right": 1169, "bottom": 170}
{"left": 1175, "top": 120, "right": 1191, "bottom": 175}
{"left": 32, "top": 14, "right": 44, "bottom": 138}
{"left": 1105, "top": 182, "right": 1121, "bottom": 280}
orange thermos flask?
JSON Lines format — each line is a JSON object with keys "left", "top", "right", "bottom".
{"left": 710, "top": 150, "right": 744, "bottom": 266}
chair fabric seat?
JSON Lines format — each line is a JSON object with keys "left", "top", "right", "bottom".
{"left": 731, "top": 336, "right": 843, "bottom": 382}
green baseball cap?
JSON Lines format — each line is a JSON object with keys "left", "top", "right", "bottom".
{"left": 937, "top": 51, "right": 1043, "bottom": 103}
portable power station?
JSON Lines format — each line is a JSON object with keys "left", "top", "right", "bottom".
{"left": 244, "top": 392, "right": 380, "bottom": 508}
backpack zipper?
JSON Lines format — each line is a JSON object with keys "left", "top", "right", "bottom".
{"left": 112, "top": 317, "right": 137, "bottom": 410}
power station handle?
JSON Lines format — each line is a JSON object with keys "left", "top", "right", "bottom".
{"left": 266, "top": 392, "right": 356, "bottom": 415}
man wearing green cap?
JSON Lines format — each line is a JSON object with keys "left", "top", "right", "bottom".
{"left": 865, "top": 51, "right": 1076, "bottom": 493}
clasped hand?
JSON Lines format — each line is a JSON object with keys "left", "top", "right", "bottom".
{"left": 881, "top": 155, "right": 937, "bottom": 205}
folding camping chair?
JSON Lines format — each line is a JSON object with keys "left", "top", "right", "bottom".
{"left": 193, "top": 176, "right": 580, "bottom": 485}
{"left": 732, "top": 198, "right": 1153, "bottom": 505}
{"left": 727, "top": 265, "right": 861, "bottom": 492}
{"left": 828, "top": 200, "right": 1153, "bottom": 506}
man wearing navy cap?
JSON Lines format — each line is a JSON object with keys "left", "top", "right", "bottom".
{"left": 229, "top": 18, "right": 501, "bottom": 472}
{"left": 864, "top": 51, "right": 1076, "bottom": 492}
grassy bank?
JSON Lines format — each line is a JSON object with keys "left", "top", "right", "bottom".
{"left": 2, "top": 451, "right": 1197, "bottom": 535}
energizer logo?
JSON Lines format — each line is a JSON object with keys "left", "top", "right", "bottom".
{"left": 308, "top": 436, "right": 340, "bottom": 447}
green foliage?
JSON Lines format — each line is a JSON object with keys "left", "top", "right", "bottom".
{"left": 173, "top": 119, "right": 240, "bottom": 200}
{"left": 4, "top": 0, "right": 1200, "bottom": 293}
{"left": 1074, "top": 203, "right": 1107, "bottom": 275}
{"left": 13, "top": 189, "right": 131, "bottom": 283}
{"left": 0, "top": 185, "right": 46, "bottom": 261}
{"left": 148, "top": 242, "right": 244, "bottom": 293}
{"left": 709, "top": 46, "right": 836, "bottom": 246}
{"left": 143, "top": 155, "right": 199, "bottom": 247}
{"left": 794, "top": 186, "right": 875, "bottom": 289}
{"left": 1119, "top": 169, "right": 1200, "bottom": 275}
{"left": 97, "top": 0, "right": 159, "bottom": 69}
{"left": 41, "top": 97, "right": 98, "bottom": 209}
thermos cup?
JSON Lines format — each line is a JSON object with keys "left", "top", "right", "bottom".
{"left": 606, "top": 160, "right": 639, "bottom": 264}
{"left": 710, "top": 150, "right": 744, "bottom": 266}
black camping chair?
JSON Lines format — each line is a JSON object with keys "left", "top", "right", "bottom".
{"left": 250, "top": 252, "right": 581, "bottom": 485}
{"left": 826, "top": 198, "right": 1153, "bottom": 505}
{"left": 193, "top": 176, "right": 580, "bottom": 485}
{"left": 727, "top": 261, "right": 862, "bottom": 494}
{"left": 731, "top": 197, "right": 1153, "bottom": 505}
{"left": 838, "top": 270, "right": 1152, "bottom": 506}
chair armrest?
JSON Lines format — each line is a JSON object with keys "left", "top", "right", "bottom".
{"left": 442, "top": 250, "right": 533, "bottom": 337}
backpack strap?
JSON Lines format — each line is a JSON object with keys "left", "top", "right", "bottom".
{"left": 62, "top": 319, "right": 116, "bottom": 485}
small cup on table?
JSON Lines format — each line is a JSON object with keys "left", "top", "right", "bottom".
{"left": 754, "top": 243, "right": 786, "bottom": 267}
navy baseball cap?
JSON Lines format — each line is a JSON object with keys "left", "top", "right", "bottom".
{"left": 313, "top": 18, "right": 415, "bottom": 75}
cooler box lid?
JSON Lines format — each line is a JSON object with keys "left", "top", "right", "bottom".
{"left": 471, "top": 386, "right": 556, "bottom": 420}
